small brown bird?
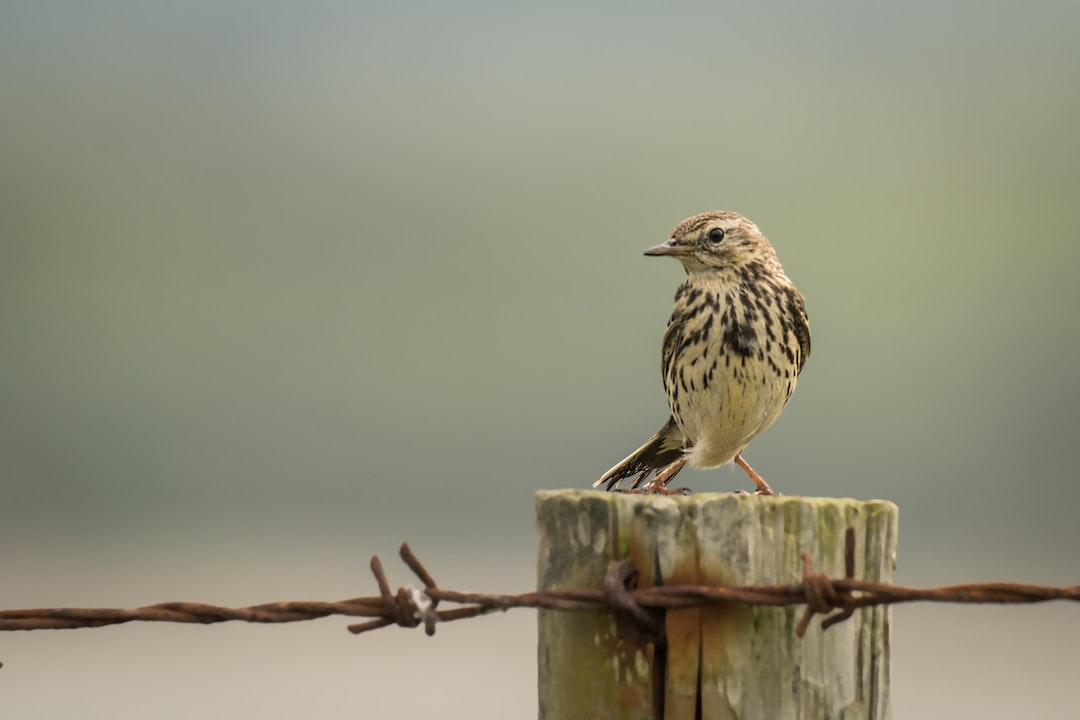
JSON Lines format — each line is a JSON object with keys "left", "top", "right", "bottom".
{"left": 594, "top": 211, "right": 810, "bottom": 495}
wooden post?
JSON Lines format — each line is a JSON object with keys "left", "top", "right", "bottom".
{"left": 536, "top": 490, "right": 898, "bottom": 720}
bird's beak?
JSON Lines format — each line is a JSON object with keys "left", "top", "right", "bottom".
{"left": 644, "top": 239, "right": 693, "bottom": 257}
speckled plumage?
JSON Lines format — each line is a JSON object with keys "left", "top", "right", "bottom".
{"left": 595, "top": 211, "right": 810, "bottom": 494}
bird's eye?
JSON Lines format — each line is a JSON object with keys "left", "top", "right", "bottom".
{"left": 707, "top": 227, "right": 726, "bottom": 243}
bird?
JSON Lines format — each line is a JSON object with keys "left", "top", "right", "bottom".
{"left": 594, "top": 211, "right": 810, "bottom": 495}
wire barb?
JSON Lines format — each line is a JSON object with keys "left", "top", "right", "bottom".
{"left": 399, "top": 542, "right": 440, "bottom": 636}
{"left": 603, "top": 559, "right": 662, "bottom": 637}
{"left": 795, "top": 527, "right": 857, "bottom": 637}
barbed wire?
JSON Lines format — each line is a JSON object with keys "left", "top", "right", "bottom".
{"left": 2, "top": 529, "right": 1077, "bottom": 640}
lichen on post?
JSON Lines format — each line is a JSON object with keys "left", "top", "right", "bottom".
{"left": 536, "top": 490, "right": 898, "bottom": 720}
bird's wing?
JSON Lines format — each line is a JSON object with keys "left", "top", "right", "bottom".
{"left": 660, "top": 317, "right": 683, "bottom": 388}
{"left": 789, "top": 290, "right": 811, "bottom": 375}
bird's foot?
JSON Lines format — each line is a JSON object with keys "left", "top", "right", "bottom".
{"left": 603, "top": 457, "right": 691, "bottom": 495}
{"left": 735, "top": 487, "right": 780, "bottom": 497}
{"left": 641, "top": 458, "right": 690, "bottom": 494}
{"left": 734, "top": 453, "right": 776, "bottom": 496}
{"left": 620, "top": 480, "right": 692, "bottom": 496}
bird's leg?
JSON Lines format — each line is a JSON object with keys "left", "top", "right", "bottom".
{"left": 640, "top": 457, "right": 689, "bottom": 495}
{"left": 734, "top": 453, "right": 774, "bottom": 495}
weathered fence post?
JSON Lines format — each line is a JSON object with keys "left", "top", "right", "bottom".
{"left": 536, "top": 490, "right": 898, "bottom": 720}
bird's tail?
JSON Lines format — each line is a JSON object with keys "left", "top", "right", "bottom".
{"left": 593, "top": 416, "right": 686, "bottom": 491}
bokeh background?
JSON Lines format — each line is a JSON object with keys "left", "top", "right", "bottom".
{"left": 3, "top": 2, "right": 1079, "bottom": 717}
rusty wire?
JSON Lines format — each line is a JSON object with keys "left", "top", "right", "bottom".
{"left": 2, "top": 530, "right": 1078, "bottom": 638}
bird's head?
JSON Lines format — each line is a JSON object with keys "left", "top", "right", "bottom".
{"left": 645, "top": 211, "right": 777, "bottom": 272}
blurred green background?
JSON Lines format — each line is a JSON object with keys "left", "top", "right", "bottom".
{"left": 2, "top": 2, "right": 1079, "bottom": 717}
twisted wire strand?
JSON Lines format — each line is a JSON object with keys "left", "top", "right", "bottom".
{"left": 2, "top": 533, "right": 1077, "bottom": 638}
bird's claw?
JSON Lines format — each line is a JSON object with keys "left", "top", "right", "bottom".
{"left": 615, "top": 484, "right": 692, "bottom": 496}
{"left": 735, "top": 487, "right": 781, "bottom": 496}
